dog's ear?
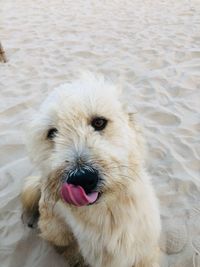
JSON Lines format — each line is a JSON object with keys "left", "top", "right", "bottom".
{"left": 121, "top": 97, "right": 147, "bottom": 159}
{"left": 119, "top": 91, "right": 137, "bottom": 123}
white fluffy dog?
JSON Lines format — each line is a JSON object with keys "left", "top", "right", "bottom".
{"left": 21, "top": 73, "right": 161, "bottom": 267}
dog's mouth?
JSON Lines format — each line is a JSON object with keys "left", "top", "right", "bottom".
{"left": 61, "top": 183, "right": 99, "bottom": 207}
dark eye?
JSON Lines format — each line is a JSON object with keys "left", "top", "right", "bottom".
{"left": 91, "top": 117, "right": 108, "bottom": 131}
{"left": 47, "top": 128, "right": 58, "bottom": 140}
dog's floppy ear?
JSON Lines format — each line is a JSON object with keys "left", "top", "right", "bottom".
{"left": 127, "top": 107, "right": 137, "bottom": 125}
{"left": 119, "top": 88, "right": 137, "bottom": 123}
{"left": 120, "top": 93, "right": 147, "bottom": 159}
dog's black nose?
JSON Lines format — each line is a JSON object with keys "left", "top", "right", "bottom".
{"left": 67, "top": 168, "right": 99, "bottom": 194}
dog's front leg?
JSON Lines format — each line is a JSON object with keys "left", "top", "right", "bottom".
{"left": 39, "top": 207, "right": 89, "bottom": 267}
{"left": 21, "top": 176, "right": 87, "bottom": 266}
{"left": 21, "top": 175, "right": 72, "bottom": 246}
{"left": 134, "top": 247, "right": 160, "bottom": 267}
{"left": 21, "top": 176, "right": 41, "bottom": 228}
{"left": 38, "top": 200, "right": 73, "bottom": 247}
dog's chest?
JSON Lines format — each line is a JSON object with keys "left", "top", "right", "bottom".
{"left": 56, "top": 202, "right": 136, "bottom": 267}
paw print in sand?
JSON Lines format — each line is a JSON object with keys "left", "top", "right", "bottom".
{"left": 160, "top": 219, "right": 188, "bottom": 255}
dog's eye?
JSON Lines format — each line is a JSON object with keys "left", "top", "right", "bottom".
{"left": 91, "top": 117, "right": 107, "bottom": 131}
{"left": 47, "top": 128, "right": 58, "bottom": 140}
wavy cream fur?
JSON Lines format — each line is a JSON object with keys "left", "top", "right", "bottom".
{"left": 22, "top": 73, "right": 161, "bottom": 267}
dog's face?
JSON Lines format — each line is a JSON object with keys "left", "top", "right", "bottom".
{"left": 27, "top": 73, "right": 144, "bottom": 206}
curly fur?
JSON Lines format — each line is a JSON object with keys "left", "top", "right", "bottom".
{"left": 21, "top": 72, "right": 161, "bottom": 267}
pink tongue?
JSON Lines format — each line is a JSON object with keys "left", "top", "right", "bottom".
{"left": 61, "top": 183, "right": 98, "bottom": 206}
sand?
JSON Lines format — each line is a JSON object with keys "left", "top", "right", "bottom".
{"left": 0, "top": 0, "right": 200, "bottom": 266}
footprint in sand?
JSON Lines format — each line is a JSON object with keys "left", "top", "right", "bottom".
{"left": 148, "top": 110, "right": 181, "bottom": 126}
{"left": 160, "top": 219, "right": 188, "bottom": 254}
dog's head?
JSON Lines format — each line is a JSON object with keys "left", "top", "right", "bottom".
{"left": 27, "top": 73, "right": 145, "bottom": 206}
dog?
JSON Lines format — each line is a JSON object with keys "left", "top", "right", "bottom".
{"left": 21, "top": 72, "right": 161, "bottom": 267}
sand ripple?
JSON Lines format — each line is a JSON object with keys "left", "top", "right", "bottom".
{"left": 0, "top": 0, "right": 200, "bottom": 266}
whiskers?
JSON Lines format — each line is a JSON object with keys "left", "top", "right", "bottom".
{"left": 41, "top": 161, "right": 141, "bottom": 212}
{"left": 100, "top": 162, "right": 141, "bottom": 182}
{"left": 98, "top": 162, "right": 142, "bottom": 196}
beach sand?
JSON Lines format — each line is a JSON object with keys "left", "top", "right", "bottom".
{"left": 0, "top": 0, "right": 200, "bottom": 266}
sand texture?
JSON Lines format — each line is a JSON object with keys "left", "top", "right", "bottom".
{"left": 0, "top": 0, "right": 200, "bottom": 266}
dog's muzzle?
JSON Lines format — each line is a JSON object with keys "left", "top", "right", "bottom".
{"left": 61, "top": 167, "right": 100, "bottom": 207}
{"left": 67, "top": 168, "right": 99, "bottom": 194}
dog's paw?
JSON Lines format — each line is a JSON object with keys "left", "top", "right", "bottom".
{"left": 21, "top": 176, "right": 41, "bottom": 228}
{"left": 21, "top": 207, "right": 40, "bottom": 229}
{"left": 60, "top": 243, "right": 90, "bottom": 267}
